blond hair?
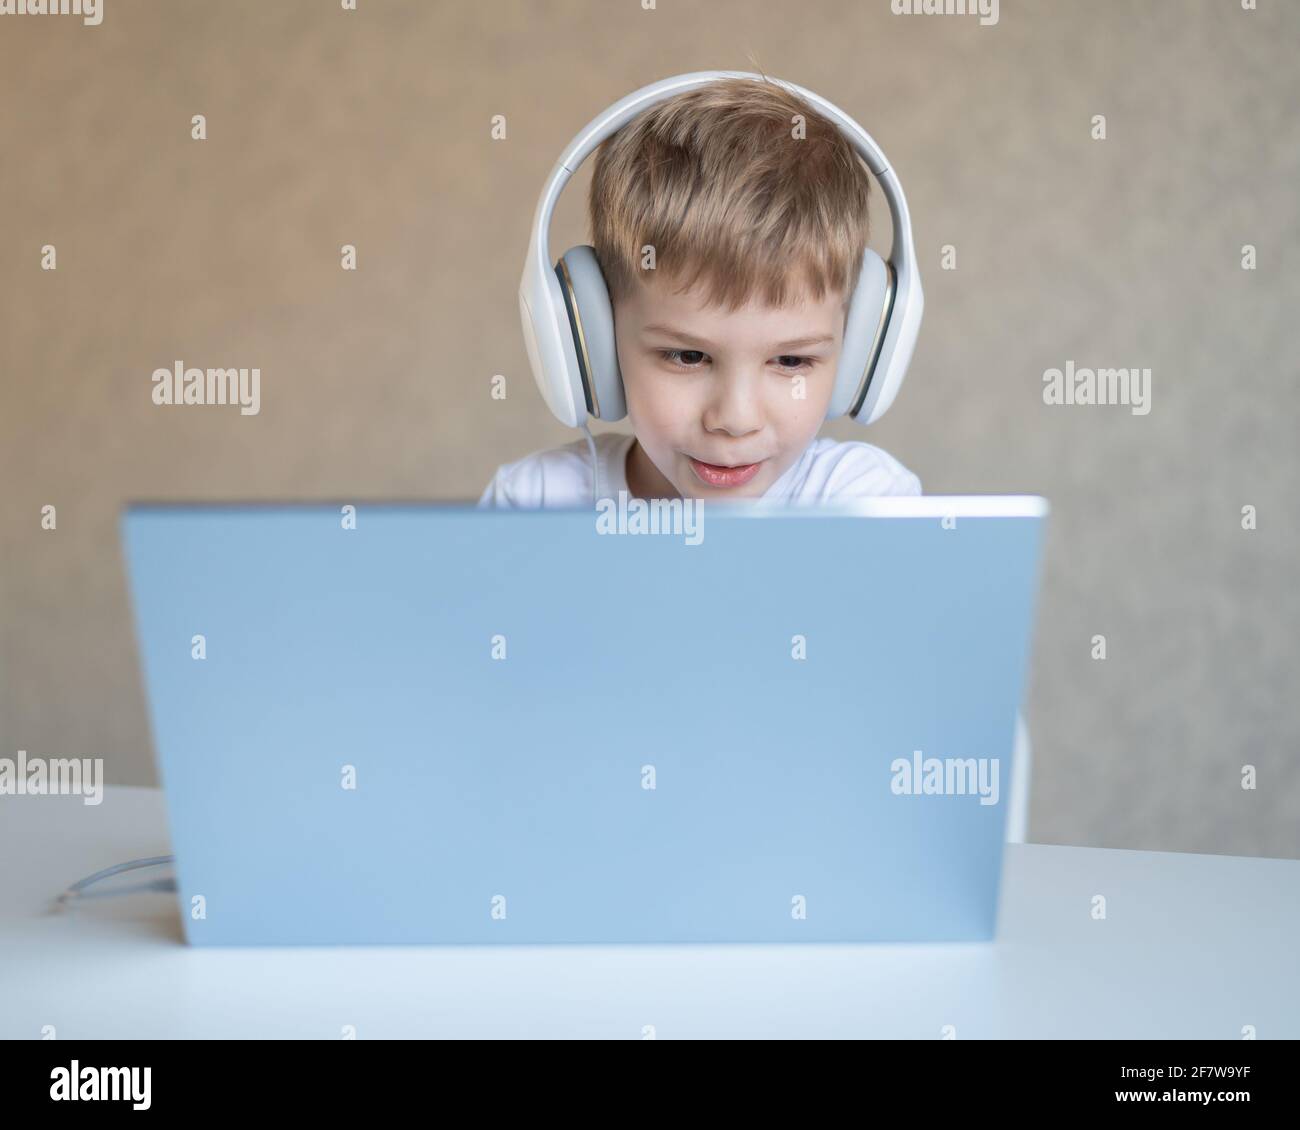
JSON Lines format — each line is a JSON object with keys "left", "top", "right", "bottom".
{"left": 588, "top": 74, "right": 872, "bottom": 313}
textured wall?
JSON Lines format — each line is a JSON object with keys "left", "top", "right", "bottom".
{"left": 1, "top": 0, "right": 1296, "bottom": 857}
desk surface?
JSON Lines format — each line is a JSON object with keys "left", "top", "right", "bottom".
{"left": 2, "top": 787, "right": 1296, "bottom": 1039}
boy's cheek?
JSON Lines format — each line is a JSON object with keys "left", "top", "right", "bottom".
{"left": 625, "top": 377, "right": 690, "bottom": 438}
{"left": 791, "top": 368, "right": 839, "bottom": 427}
{"left": 775, "top": 382, "right": 831, "bottom": 434}
{"left": 619, "top": 362, "right": 656, "bottom": 416}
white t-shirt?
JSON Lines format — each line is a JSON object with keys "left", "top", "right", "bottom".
{"left": 477, "top": 431, "right": 921, "bottom": 508}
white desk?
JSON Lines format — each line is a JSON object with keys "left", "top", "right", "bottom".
{"left": 2, "top": 787, "right": 1296, "bottom": 1039}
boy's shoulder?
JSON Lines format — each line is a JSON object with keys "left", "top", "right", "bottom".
{"left": 477, "top": 432, "right": 630, "bottom": 509}
{"left": 779, "top": 436, "right": 922, "bottom": 500}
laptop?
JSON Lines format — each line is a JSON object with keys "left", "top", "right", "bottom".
{"left": 121, "top": 495, "right": 1048, "bottom": 945}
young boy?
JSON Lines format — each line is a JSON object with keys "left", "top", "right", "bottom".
{"left": 478, "top": 75, "right": 921, "bottom": 508}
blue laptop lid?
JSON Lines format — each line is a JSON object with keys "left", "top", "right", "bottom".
{"left": 121, "top": 497, "right": 1047, "bottom": 945}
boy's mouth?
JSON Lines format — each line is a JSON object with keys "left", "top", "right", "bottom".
{"left": 687, "top": 456, "right": 763, "bottom": 489}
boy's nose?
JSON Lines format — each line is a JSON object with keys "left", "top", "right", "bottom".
{"left": 702, "top": 368, "right": 764, "bottom": 437}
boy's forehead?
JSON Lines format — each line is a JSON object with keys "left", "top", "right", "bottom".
{"left": 621, "top": 272, "right": 846, "bottom": 342}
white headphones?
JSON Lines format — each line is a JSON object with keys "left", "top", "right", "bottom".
{"left": 519, "top": 70, "right": 923, "bottom": 439}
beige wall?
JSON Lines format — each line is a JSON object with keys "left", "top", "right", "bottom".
{"left": 2, "top": 0, "right": 1296, "bottom": 857}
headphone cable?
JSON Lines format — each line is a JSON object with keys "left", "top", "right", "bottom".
{"left": 579, "top": 421, "right": 600, "bottom": 506}
{"left": 52, "top": 854, "right": 176, "bottom": 910}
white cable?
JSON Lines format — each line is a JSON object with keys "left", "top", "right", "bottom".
{"left": 579, "top": 422, "right": 600, "bottom": 506}
{"left": 54, "top": 854, "right": 175, "bottom": 909}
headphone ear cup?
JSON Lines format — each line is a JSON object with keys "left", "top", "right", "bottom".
{"left": 826, "top": 247, "right": 891, "bottom": 421}
{"left": 555, "top": 245, "right": 627, "bottom": 422}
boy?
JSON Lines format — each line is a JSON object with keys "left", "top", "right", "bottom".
{"left": 478, "top": 75, "right": 921, "bottom": 508}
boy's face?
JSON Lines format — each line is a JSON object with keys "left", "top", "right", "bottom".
{"left": 613, "top": 272, "right": 845, "bottom": 500}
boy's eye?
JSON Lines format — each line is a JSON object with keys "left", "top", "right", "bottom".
{"left": 775, "top": 355, "right": 813, "bottom": 372}
{"left": 659, "top": 348, "right": 708, "bottom": 368}
{"left": 658, "top": 349, "right": 815, "bottom": 374}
